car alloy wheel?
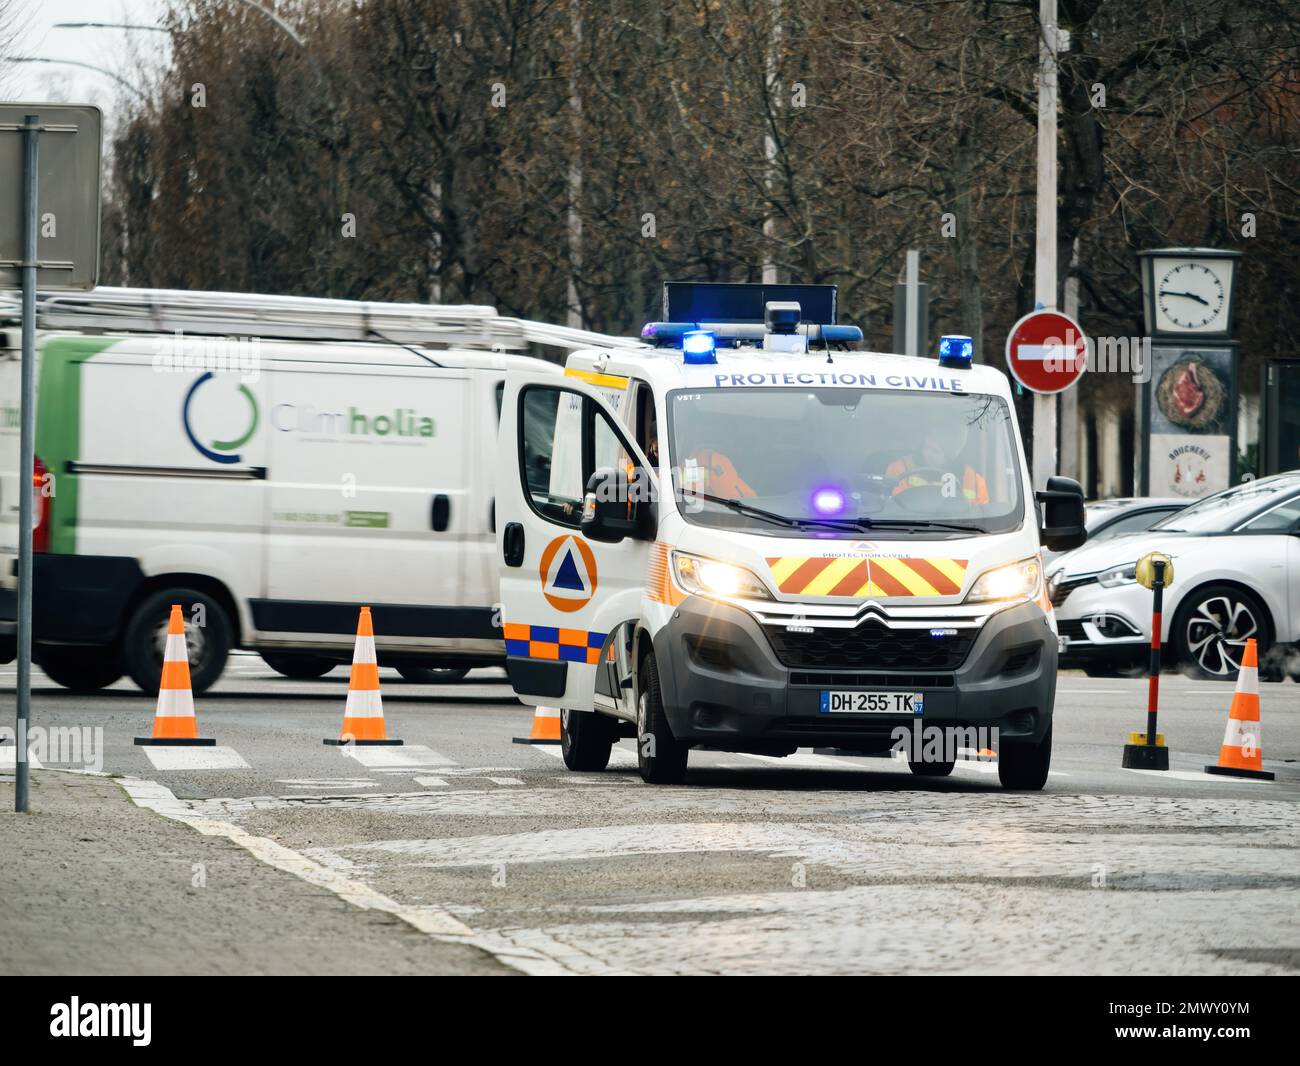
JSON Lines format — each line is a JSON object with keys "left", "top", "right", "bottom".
{"left": 1183, "top": 594, "right": 1258, "bottom": 677}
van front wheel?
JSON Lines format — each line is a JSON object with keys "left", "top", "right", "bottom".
{"left": 998, "top": 724, "right": 1053, "bottom": 791}
{"left": 636, "top": 652, "right": 689, "bottom": 785}
{"left": 122, "top": 588, "right": 233, "bottom": 695}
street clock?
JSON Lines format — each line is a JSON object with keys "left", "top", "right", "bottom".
{"left": 1137, "top": 248, "right": 1241, "bottom": 340}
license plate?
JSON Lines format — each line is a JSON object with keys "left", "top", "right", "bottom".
{"left": 819, "top": 691, "right": 923, "bottom": 715}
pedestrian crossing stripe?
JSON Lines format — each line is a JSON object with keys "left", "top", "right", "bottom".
{"left": 504, "top": 622, "right": 607, "bottom": 664}
{"left": 765, "top": 556, "right": 967, "bottom": 597}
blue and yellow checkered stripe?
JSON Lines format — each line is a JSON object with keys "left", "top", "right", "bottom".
{"left": 504, "top": 623, "right": 607, "bottom": 665}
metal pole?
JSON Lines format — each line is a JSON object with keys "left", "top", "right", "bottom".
{"left": 1146, "top": 560, "right": 1165, "bottom": 748}
{"left": 1032, "top": 0, "right": 1058, "bottom": 489}
{"left": 904, "top": 250, "right": 920, "bottom": 358}
{"left": 16, "top": 114, "right": 39, "bottom": 813}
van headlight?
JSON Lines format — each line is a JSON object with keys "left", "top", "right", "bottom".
{"left": 965, "top": 557, "right": 1041, "bottom": 605}
{"left": 1097, "top": 562, "right": 1138, "bottom": 588}
{"left": 672, "top": 552, "right": 773, "bottom": 601}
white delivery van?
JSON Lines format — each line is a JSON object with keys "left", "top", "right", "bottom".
{"left": 0, "top": 288, "right": 639, "bottom": 693}
{"left": 496, "top": 283, "right": 1087, "bottom": 790}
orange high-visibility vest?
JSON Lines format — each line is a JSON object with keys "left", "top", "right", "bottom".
{"left": 885, "top": 456, "right": 989, "bottom": 504}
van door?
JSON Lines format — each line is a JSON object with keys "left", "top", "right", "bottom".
{"left": 261, "top": 349, "right": 473, "bottom": 646}
{"left": 497, "top": 372, "right": 654, "bottom": 710}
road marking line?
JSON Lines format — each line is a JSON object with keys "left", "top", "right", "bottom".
{"left": 537, "top": 744, "right": 640, "bottom": 768}
{"left": 141, "top": 745, "right": 249, "bottom": 771}
{"left": 486, "top": 777, "right": 524, "bottom": 786}
{"left": 413, "top": 776, "right": 449, "bottom": 788}
{"left": 339, "top": 744, "right": 456, "bottom": 769}
{"left": 115, "top": 776, "right": 581, "bottom": 976}
{"left": 1123, "top": 768, "right": 1272, "bottom": 784}
{"left": 276, "top": 778, "right": 377, "bottom": 789}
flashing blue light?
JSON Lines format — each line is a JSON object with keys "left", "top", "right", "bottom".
{"left": 811, "top": 486, "right": 847, "bottom": 516}
{"left": 938, "top": 334, "right": 974, "bottom": 368}
{"left": 820, "top": 324, "right": 863, "bottom": 345}
{"left": 682, "top": 330, "right": 717, "bottom": 364}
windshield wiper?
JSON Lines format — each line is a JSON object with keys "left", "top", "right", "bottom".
{"left": 859, "top": 518, "right": 988, "bottom": 534}
{"left": 685, "top": 491, "right": 807, "bottom": 529}
{"left": 685, "top": 492, "right": 855, "bottom": 532}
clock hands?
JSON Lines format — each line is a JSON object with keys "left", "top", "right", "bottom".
{"left": 1159, "top": 289, "right": 1211, "bottom": 306}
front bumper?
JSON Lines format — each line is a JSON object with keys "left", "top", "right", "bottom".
{"left": 1054, "top": 579, "right": 1150, "bottom": 670}
{"left": 652, "top": 596, "right": 1057, "bottom": 752}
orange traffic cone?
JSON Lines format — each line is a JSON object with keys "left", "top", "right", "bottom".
{"left": 324, "top": 607, "right": 402, "bottom": 746}
{"left": 134, "top": 604, "right": 214, "bottom": 746}
{"left": 512, "top": 705, "right": 561, "bottom": 745}
{"left": 1205, "top": 638, "right": 1274, "bottom": 781}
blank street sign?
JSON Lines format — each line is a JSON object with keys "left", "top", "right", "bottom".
{"left": 0, "top": 103, "right": 102, "bottom": 291}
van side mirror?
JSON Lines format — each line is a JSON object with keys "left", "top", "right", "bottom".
{"left": 1036, "top": 476, "right": 1087, "bottom": 552}
{"left": 581, "top": 466, "right": 653, "bottom": 543}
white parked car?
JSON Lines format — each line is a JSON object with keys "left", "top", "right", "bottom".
{"left": 1041, "top": 496, "right": 1186, "bottom": 567}
{"left": 1048, "top": 472, "right": 1300, "bottom": 680}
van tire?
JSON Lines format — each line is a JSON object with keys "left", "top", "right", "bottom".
{"left": 636, "top": 652, "right": 688, "bottom": 785}
{"left": 262, "top": 652, "right": 336, "bottom": 680}
{"left": 122, "top": 588, "right": 233, "bottom": 696}
{"left": 561, "top": 707, "right": 614, "bottom": 771}
{"left": 35, "top": 645, "right": 123, "bottom": 691}
{"left": 998, "top": 724, "right": 1052, "bottom": 791}
{"left": 908, "top": 758, "right": 955, "bottom": 777}
{"left": 396, "top": 665, "right": 471, "bottom": 684}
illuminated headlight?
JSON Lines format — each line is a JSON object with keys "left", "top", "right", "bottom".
{"left": 965, "top": 557, "right": 1042, "bottom": 605}
{"left": 1097, "top": 562, "right": 1139, "bottom": 588}
{"left": 672, "top": 552, "right": 773, "bottom": 601}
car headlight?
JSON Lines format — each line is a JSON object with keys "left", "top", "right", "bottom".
{"left": 965, "top": 557, "right": 1042, "bottom": 605}
{"left": 672, "top": 552, "right": 773, "bottom": 601}
{"left": 1097, "top": 562, "right": 1138, "bottom": 588}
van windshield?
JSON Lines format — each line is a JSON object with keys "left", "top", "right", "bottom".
{"left": 666, "top": 387, "right": 1024, "bottom": 536}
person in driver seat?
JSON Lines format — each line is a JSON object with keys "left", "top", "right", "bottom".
{"left": 886, "top": 427, "right": 988, "bottom": 504}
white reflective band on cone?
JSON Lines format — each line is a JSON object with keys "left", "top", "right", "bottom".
{"left": 155, "top": 687, "right": 196, "bottom": 717}
{"left": 344, "top": 688, "right": 383, "bottom": 716}
{"left": 1222, "top": 719, "right": 1260, "bottom": 748}
{"left": 353, "top": 635, "right": 377, "bottom": 663}
{"left": 1235, "top": 664, "right": 1258, "bottom": 696}
{"left": 164, "top": 632, "right": 189, "bottom": 661}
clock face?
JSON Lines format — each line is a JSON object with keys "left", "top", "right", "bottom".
{"left": 1155, "top": 261, "right": 1228, "bottom": 332}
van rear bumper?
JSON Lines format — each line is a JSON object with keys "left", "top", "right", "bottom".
{"left": 1, "top": 554, "right": 145, "bottom": 645}
{"left": 652, "top": 596, "right": 1057, "bottom": 752}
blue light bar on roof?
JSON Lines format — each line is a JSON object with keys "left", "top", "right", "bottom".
{"left": 681, "top": 330, "right": 717, "bottom": 364}
{"left": 938, "top": 335, "right": 974, "bottom": 368}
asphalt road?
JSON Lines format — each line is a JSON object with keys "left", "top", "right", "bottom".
{"left": 3, "top": 654, "right": 1298, "bottom": 975}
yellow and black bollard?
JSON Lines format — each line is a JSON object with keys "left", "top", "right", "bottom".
{"left": 1122, "top": 552, "right": 1174, "bottom": 770}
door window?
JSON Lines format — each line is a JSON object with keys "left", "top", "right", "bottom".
{"left": 519, "top": 384, "right": 641, "bottom": 529}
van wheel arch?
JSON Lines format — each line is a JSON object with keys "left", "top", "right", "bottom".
{"left": 118, "top": 573, "right": 243, "bottom": 648}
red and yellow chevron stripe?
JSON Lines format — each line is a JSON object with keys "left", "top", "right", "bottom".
{"left": 765, "top": 556, "right": 968, "bottom": 598}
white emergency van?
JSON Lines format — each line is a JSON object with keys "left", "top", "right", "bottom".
{"left": 0, "top": 287, "right": 639, "bottom": 693}
{"left": 496, "top": 283, "right": 1087, "bottom": 789}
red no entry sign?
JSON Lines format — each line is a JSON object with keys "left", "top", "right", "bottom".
{"left": 1005, "top": 309, "right": 1088, "bottom": 394}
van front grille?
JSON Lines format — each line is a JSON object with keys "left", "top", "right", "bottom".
{"left": 767, "top": 621, "right": 975, "bottom": 671}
